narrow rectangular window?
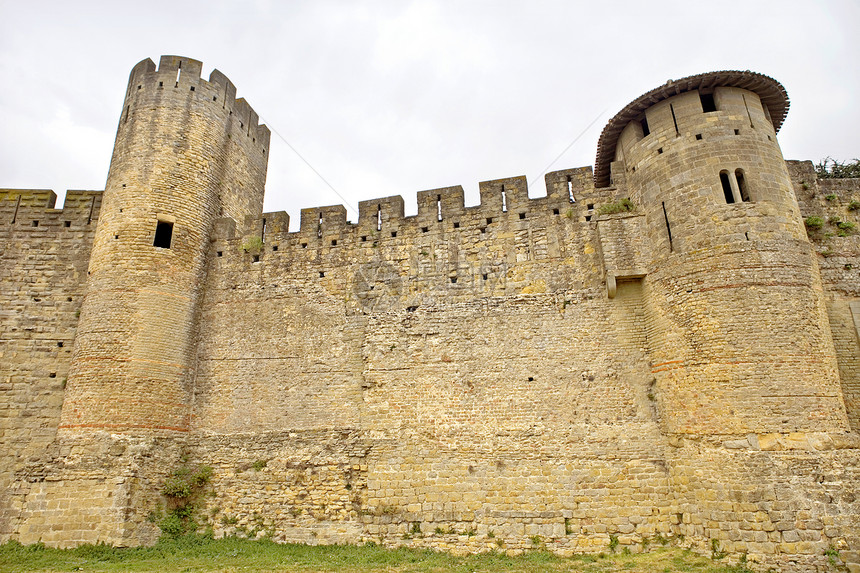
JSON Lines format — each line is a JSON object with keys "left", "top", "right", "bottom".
{"left": 720, "top": 171, "right": 735, "bottom": 204}
{"left": 700, "top": 92, "right": 717, "bottom": 113}
{"left": 377, "top": 204, "right": 382, "bottom": 231}
{"left": 436, "top": 195, "right": 442, "bottom": 222}
{"left": 318, "top": 213, "right": 323, "bottom": 238}
{"left": 670, "top": 103, "right": 680, "bottom": 134}
{"left": 742, "top": 94, "right": 754, "bottom": 127}
{"left": 501, "top": 186, "right": 507, "bottom": 212}
{"left": 153, "top": 220, "right": 173, "bottom": 248}
{"left": 640, "top": 117, "right": 650, "bottom": 137}
{"left": 567, "top": 176, "right": 575, "bottom": 203}
{"left": 662, "top": 201, "right": 673, "bottom": 251}
{"left": 736, "top": 169, "right": 750, "bottom": 202}
{"left": 87, "top": 196, "right": 95, "bottom": 225}
{"left": 11, "top": 195, "right": 21, "bottom": 224}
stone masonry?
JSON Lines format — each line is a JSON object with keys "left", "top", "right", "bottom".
{"left": 1, "top": 57, "right": 858, "bottom": 572}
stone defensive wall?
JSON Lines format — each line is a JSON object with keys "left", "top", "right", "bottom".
{"left": 790, "top": 160, "right": 860, "bottom": 434}
{"left": 187, "top": 161, "right": 857, "bottom": 571}
{"left": 214, "top": 165, "right": 618, "bottom": 307}
{"left": 1, "top": 165, "right": 860, "bottom": 573}
{"left": 0, "top": 189, "right": 102, "bottom": 543}
{"left": 160, "top": 165, "right": 683, "bottom": 560}
{"left": 1, "top": 59, "right": 860, "bottom": 572}
{"left": 0, "top": 189, "right": 102, "bottom": 467}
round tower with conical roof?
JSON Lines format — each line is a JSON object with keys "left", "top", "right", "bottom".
{"left": 595, "top": 71, "right": 850, "bottom": 435}
{"left": 60, "top": 56, "right": 269, "bottom": 434}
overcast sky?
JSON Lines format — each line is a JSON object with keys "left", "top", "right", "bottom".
{"left": 1, "top": 0, "right": 857, "bottom": 226}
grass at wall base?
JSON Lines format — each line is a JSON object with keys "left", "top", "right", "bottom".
{"left": 0, "top": 535, "right": 757, "bottom": 572}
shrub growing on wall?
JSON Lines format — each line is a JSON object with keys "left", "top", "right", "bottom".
{"left": 157, "top": 465, "right": 214, "bottom": 537}
{"left": 816, "top": 158, "right": 860, "bottom": 179}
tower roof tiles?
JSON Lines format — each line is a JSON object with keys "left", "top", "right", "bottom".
{"left": 593, "top": 70, "right": 789, "bottom": 188}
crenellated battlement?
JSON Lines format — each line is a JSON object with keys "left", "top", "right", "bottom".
{"left": 206, "top": 169, "right": 631, "bottom": 317}
{"left": 124, "top": 55, "right": 270, "bottom": 150}
{"left": 0, "top": 189, "right": 102, "bottom": 228}
{"left": 204, "top": 167, "right": 629, "bottom": 314}
{"left": 224, "top": 167, "right": 609, "bottom": 247}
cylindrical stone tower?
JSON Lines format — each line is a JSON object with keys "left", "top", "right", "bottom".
{"left": 595, "top": 71, "right": 850, "bottom": 435}
{"left": 60, "top": 56, "right": 269, "bottom": 434}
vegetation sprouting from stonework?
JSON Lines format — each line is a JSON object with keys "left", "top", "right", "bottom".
{"left": 815, "top": 157, "right": 860, "bottom": 179}
{"left": 805, "top": 215, "right": 857, "bottom": 238}
{"left": 153, "top": 465, "right": 213, "bottom": 538}
{"left": 251, "top": 459, "right": 268, "bottom": 471}
{"left": 804, "top": 216, "right": 825, "bottom": 230}
{"left": 241, "top": 236, "right": 264, "bottom": 254}
{"left": 828, "top": 216, "right": 856, "bottom": 237}
{"left": 597, "top": 198, "right": 636, "bottom": 215}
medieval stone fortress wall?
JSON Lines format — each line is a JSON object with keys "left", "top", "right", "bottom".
{"left": 1, "top": 56, "right": 859, "bottom": 572}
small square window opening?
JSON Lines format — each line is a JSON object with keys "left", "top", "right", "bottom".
{"left": 153, "top": 220, "right": 173, "bottom": 248}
